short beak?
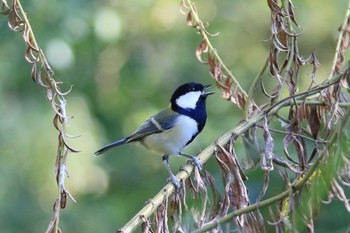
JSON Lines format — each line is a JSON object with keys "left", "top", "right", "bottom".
{"left": 202, "top": 84, "right": 215, "bottom": 96}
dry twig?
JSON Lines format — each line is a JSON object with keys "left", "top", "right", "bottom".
{"left": 1, "top": 1, "right": 78, "bottom": 232}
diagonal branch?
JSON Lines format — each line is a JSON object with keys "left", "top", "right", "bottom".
{"left": 118, "top": 62, "right": 350, "bottom": 233}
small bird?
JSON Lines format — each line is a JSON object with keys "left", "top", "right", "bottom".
{"left": 95, "top": 82, "right": 214, "bottom": 188}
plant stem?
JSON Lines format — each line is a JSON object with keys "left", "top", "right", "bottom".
{"left": 184, "top": 0, "right": 248, "bottom": 99}
{"left": 15, "top": 0, "right": 39, "bottom": 50}
{"left": 245, "top": 58, "right": 269, "bottom": 119}
{"left": 12, "top": 2, "right": 76, "bottom": 233}
{"left": 329, "top": 0, "right": 350, "bottom": 78}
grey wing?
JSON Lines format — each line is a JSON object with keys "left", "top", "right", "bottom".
{"left": 126, "top": 109, "right": 179, "bottom": 143}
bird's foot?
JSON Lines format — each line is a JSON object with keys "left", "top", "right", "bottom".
{"left": 191, "top": 157, "right": 202, "bottom": 171}
{"left": 179, "top": 152, "right": 203, "bottom": 170}
{"left": 167, "top": 174, "right": 180, "bottom": 189}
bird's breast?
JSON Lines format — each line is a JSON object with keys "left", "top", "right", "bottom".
{"left": 140, "top": 115, "right": 199, "bottom": 155}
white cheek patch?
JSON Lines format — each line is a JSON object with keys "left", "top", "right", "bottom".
{"left": 176, "top": 91, "right": 201, "bottom": 109}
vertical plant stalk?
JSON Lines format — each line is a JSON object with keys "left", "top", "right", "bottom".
{"left": 329, "top": 0, "right": 350, "bottom": 78}
{"left": 1, "top": 1, "right": 78, "bottom": 233}
{"left": 182, "top": 0, "right": 249, "bottom": 110}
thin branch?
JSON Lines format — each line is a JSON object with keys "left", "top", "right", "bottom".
{"left": 185, "top": 0, "right": 247, "bottom": 96}
{"left": 1, "top": 1, "right": 78, "bottom": 233}
{"left": 183, "top": 0, "right": 249, "bottom": 110}
{"left": 329, "top": 0, "right": 350, "bottom": 78}
{"left": 257, "top": 126, "right": 327, "bottom": 145}
{"left": 245, "top": 58, "right": 269, "bottom": 119}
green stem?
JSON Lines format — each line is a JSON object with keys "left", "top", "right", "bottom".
{"left": 14, "top": 2, "right": 73, "bottom": 233}
{"left": 329, "top": 0, "right": 350, "bottom": 79}
{"left": 245, "top": 58, "right": 269, "bottom": 119}
{"left": 192, "top": 190, "right": 290, "bottom": 233}
{"left": 185, "top": 0, "right": 248, "bottom": 99}
{"left": 15, "top": 0, "right": 39, "bottom": 50}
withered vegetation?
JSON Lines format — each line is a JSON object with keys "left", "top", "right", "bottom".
{"left": 121, "top": 0, "right": 350, "bottom": 232}
{"left": 2, "top": 0, "right": 350, "bottom": 232}
{"left": 1, "top": 1, "right": 78, "bottom": 233}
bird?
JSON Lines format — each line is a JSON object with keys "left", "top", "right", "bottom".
{"left": 95, "top": 82, "right": 214, "bottom": 188}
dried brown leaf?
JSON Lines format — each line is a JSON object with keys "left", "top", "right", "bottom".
{"left": 267, "top": 0, "right": 287, "bottom": 17}
{"left": 141, "top": 217, "right": 152, "bottom": 233}
{"left": 170, "top": 192, "right": 180, "bottom": 220}
{"left": 261, "top": 117, "right": 274, "bottom": 171}
{"left": 237, "top": 92, "right": 247, "bottom": 110}
{"left": 278, "top": 30, "right": 288, "bottom": 49}
{"left": 27, "top": 33, "right": 40, "bottom": 52}
{"left": 185, "top": 176, "right": 197, "bottom": 197}
{"left": 194, "top": 166, "right": 206, "bottom": 192}
{"left": 270, "top": 19, "right": 280, "bottom": 36}
{"left": 8, "top": 8, "right": 23, "bottom": 31}
{"left": 64, "top": 188, "right": 76, "bottom": 203}
{"left": 56, "top": 84, "right": 74, "bottom": 96}
{"left": 256, "top": 171, "right": 270, "bottom": 203}
{"left": 53, "top": 114, "right": 61, "bottom": 131}
{"left": 186, "top": 11, "right": 194, "bottom": 27}
{"left": 31, "top": 62, "right": 39, "bottom": 83}
{"left": 25, "top": 46, "right": 39, "bottom": 64}
{"left": 205, "top": 171, "right": 223, "bottom": 219}
{"left": 298, "top": 104, "right": 307, "bottom": 120}
{"left": 215, "top": 144, "right": 250, "bottom": 226}
{"left": 288, "top": 0, "right": 299, "bottom": 26}
{"left": 273, "top": 154, "right": 301, "bottom": 174}
{"left": 1, "top": 0, "right": 10, "bottom": 15}
{"left": 61, "top": 133, "right": 80, "bottom": 153}
{"left": 284, "top": 107, "right": 308, "bottom": 168}
{"left": 207, "top": 53, "right": 215, "bottom": 72}
{"left": 154, "top": 202, "right": 169, "bottom": 233}
{"left": 306, "top": 105, "right": 321, "bottom": 139}
{"left": 51, "top": 96, "right": 66, "bottom": 119}
{"left": 262, "top": 75, "right": 282, "bottom": 99}
{"left": 309, "top": 51, "right": 320, "bottom": 84}
{"left": 294, "top": 135, "right": 307, "bottom": 169}
{"left": 212, "top": 60, "right": 223, "bottom": 81}
{"left": 283, "top": 133, "right": 301, "bottom": 166}
{"left": 196, "top": 39, "right": 208, "bottom": 63}
{"left": 44, "top": 199, "right": 60, "bottom": 233}
{"left": 60, "top": 190, "right": 67, "bottom": 208}
{"left": 219, "top": 77, "right": 233, "bottom": 100}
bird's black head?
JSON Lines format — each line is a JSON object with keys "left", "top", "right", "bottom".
{"left": 170, "top": 82, "right": 214, "bottom": 132}
{"left": 170, "top": 82, "right": 214, "bottom": 110}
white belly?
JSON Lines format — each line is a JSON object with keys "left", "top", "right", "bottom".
{"left": 140, "top": 115, "right": 198, "bottom": 155}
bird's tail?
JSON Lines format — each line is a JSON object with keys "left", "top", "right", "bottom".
{"left": 94, "top": 138, "right": 128, "bottom": 155}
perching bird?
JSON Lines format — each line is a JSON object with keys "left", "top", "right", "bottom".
{"left": 95, "top": 82, "right": 214, "bottom": 188}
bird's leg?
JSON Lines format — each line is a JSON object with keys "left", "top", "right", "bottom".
{"left": 179, "top": 152, "right": 202, "bottom": 170}
{"left": 162, "top": 154, "right": 180, "bottom": 189}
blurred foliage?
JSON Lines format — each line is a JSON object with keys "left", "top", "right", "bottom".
{"left": 0, "top": 0, "right": 349, "bottom": 232}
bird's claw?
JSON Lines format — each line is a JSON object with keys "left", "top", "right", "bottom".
{"left": 167, "top": 174, "right": 180, "bottom": 189}
{"left": 191, "top": 157, "right": 202, "bottom": 171}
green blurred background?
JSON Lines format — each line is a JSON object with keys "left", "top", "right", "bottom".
{"left": 0, "top": 0, "right": 349, "bottom": 232}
